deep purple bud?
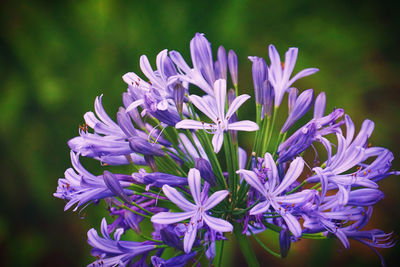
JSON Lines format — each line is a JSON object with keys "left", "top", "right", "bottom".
{"left": 160, "top": 226, "right": 184, "bottom": 251}
{"left": 288, "top": 87, "right": 298, "bottom": 113}
{"left": 278, "top": 123, "right": 317, "bottom": 163}
{"left": 195, "top": 158, "right": 216, "bottom": 186}
{"left": 169, "top": 78, "right": 185, "bottom": 114}
{"left": 132, "top": 170, "right": 188, "bottom": 187}
{"left": 263, "top": 80, "right": 274, "bottom": 118}
{"left": 216, "top": 46, "right": 228, "bottom": 80}
{"left": 249, "top": 56, "right": 268, "bottom": 105}
{"left": 103, "top": 170, "right": 132, "bottom": 204}
{"left": 228, "top": 50, "right": 238, "bottom": 85}
{"left": 279, "top": 228, "right": 291, "bottom": 258}
{"left": 314, "top": 92, "right": 326, "bottom": 119}
{"left": 129, "top": 137, "right": 164, "bottom": 156}
{"left": 281, "top": 89, "right": 314, "bottom": 133}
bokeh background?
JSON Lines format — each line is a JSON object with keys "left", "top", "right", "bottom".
{"left": 1, "top": 0, "right": 399, "bottom": 266}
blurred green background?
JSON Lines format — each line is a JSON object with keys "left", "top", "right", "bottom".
{"left": 1, "top": 0, "right": 399, "bottom": 266}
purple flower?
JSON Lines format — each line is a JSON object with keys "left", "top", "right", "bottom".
{"left": 278, "top": 108, "right": 344, "bottom": 163}
{"left": 237, "top": 154, "right": 315, "bottom": 237}
{"left": 176, "top": 79, "right": 258, "bottom": 153}
{"left": 268, "top": 45, "right": 319, "bottom": 107}
{"left": 87, "top": 218, "right": 157, "bottom": 266}
{"left": 151, "top": 168, "right": 233, "bottom": 253}
{"left": 54, "top": 151, "right": 133, "bottom": 211}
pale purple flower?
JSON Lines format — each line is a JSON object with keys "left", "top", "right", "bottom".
{"left": 176, "top": 79, "right": 259, "bottom": 153}
{"left": 151, "top": 168, "right": 233, "bottom": 253}
{"left": 87, "top": 218, "right": 157, "bottom": 266}
{"left": 54, "top": 151, "right": 133, "bottom": 211}
{"left": 237, "top": 154, "right": 315, "bottom": 237}
{"left": 268, "top": 45, "right": 319, "bottom": 107}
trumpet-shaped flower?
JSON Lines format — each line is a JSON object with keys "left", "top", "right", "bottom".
{"left": 268, "top": 45, "right": 319, "bottom": 107}
{"left": 151, "top": 168, "right": 233, "bottom": 253}
{"left": 176, "top": 79, "right": 258, "bottom": 152}
{"left": 237, "top": 154, "right": 315, "bottom": 237}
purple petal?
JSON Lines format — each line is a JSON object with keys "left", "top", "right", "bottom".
{"left": 314, "top": 92, "right": 326, "bottom": 119}
{"left": 344, "top": 115, "right": 355, "bottom": 146}
{"left": 228, "top": 121, "right": 259, "bottom": 131}
{"left": 189, "top": 95, "right": 218, "bottom": 122}
{"left": 271, "top": 201, "right": 302, "bottom": 237}
{"left": 213, "top": 79, "right": 226, "bottom": 121}
{"left": 236, "top": 170, "right": 267, "bottom": 196}
{"left": 151, "top": 211, "right": 195, "bottom": 225}
{"left": 274, "top": 157, "right": 304, "bottom": 196}
{"left": 175, "top": 119, "right": 208, "bottom": 130}
{"left": 282, "top": 48, "right": 298, "bottom": 83}
{"left": 162, "top": 185, "right": 196, "bottom": 211}
{"left": 183, "top": 224, "right": 198, "bottom": 253}
{"left": 203, "top": 214, "right": 233, "bottom": 232}
{"left": 212, "top": 132, "right": 224, "bottom": 153}
{"left": 288, "top": 68, "right": 319, "bottom": 86}
{"left": 203, "top": 190, "right": 229, "bottom": 210}
{"left": 139, "top": 55, "right": 163, "bottom": 89}
{"left": 188, "top": 168, "right": 202, "bottom": 205}
{"left": 264, "top": 152, "right": 278, "bottom": 191}
{"left": 268, "top": 44, "right": 283, "bottom": 83}
{"left": 249, "top": 201, "right": 271, "bottom": 215}
{"left": 225, "top": 94, "right": 251, "bottom": 119}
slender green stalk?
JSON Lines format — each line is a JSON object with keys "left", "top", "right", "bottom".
{"left": 217, "top": 240, "right": 225, "bottom": 267}
{"left": 121, "top": 204, "right": 151, "bottom": 219}
{"left": 249, "top": 229, "right": 281, "bottom": 259}
{"left": 264, "top": 106, "right": 278, "bottom": 153}
{"left": 233, "top": 223, "right": 260, "bottom": 267}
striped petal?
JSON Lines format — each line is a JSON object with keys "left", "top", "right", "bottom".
{"left": 203, "top": 214, "right": 233, "bottom": 232}
{"left": 188, "top": 168, "right": 202, "bottom": 205}
{"left": 204, "top": 190, "right": 228, "bottom": 210}
{"left": 236, "top": 169, "right": 267, "bottom": 196}
{"left": 162, "top": 185, "right": 196, "bottom": 211}
{"left": 151, "top": 211, "right": 195, "bottom": 225}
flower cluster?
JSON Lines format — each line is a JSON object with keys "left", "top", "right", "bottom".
{"left": 55, "top": 33, "right": 397, "bottom": 266}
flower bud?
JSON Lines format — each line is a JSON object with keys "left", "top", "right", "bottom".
{"left": 228, "top": 50, "right": 238, "bottom": 86}
{"left": 195, "top": 158, "right": 216, "bottom": 186}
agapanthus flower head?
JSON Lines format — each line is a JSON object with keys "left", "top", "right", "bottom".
{"left": 55, "top": 32, "right": 397, "bottom": 266}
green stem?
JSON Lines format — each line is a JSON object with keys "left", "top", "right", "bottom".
{"left": 121, "top": 204, "right": 151, "bottom": 219}
{"left": 217, "top": 240, "right": 225, "bottom": 267}
{"left": 249, "top": 229, "right": 281, "bottom": 259}
{"left": 233, "top": 223, "right": 259, "bottom": 267}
